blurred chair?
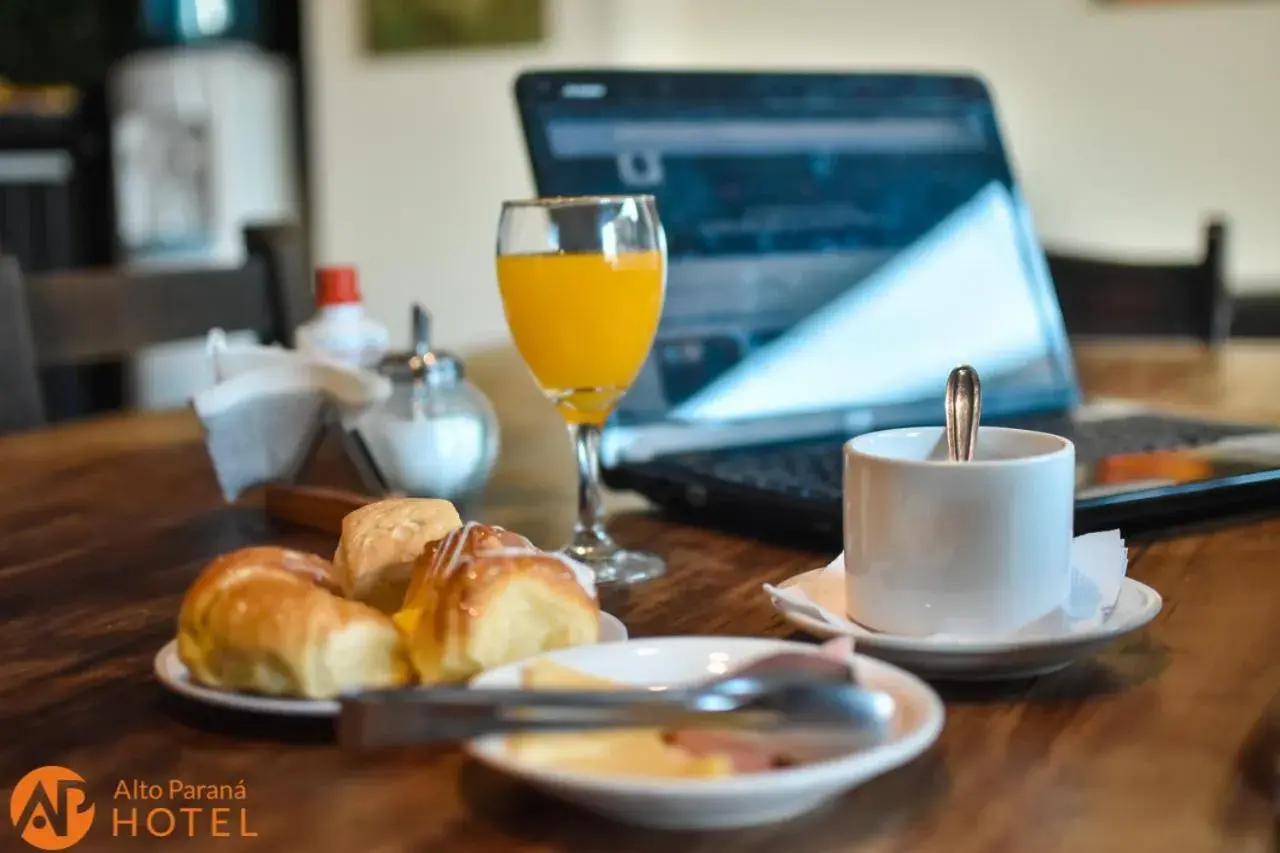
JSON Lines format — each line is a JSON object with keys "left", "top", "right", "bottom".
{"left": 1045, "top": 219, "right": 1232, "bottom": 345}
{"left": 0, "top": 223, "right": 310, "bottom": 434}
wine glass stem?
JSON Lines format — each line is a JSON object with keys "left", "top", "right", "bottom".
{"left": 568, "top": 421, "right": 615, "bottom": 555}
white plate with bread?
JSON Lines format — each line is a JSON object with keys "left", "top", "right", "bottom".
{"left": 156, "top": 498, "right": 627, "bottom": 717}
{"left": 465, "top": 636, "right": 945, "bottom": 831}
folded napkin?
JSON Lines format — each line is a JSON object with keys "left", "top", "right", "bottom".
{"left": 206, "top": 328, "right": 310, "bottom": 383}
{"left": 766, "top": 530, "right": 1129, "bottom": 641}
{"left": 192, "top": 352, "right": 392, "bottom": 502}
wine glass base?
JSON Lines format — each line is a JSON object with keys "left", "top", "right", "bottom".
{"left": 558, "top": 545, "right": 666, "bottom": 586}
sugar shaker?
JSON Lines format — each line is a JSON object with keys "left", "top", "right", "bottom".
{"left": 354, "top": 304, "right": 500, "bottom": 506}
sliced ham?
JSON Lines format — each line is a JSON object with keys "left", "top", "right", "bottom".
{"left": 663, "top": 641, "right": 857, "bottom": 774}
{"left": 662, "top": 730, "right": 792, "bottom": 774}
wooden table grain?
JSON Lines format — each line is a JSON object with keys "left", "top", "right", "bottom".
{"left": 1, "top": 342, "right": 1278, "bottom": 853}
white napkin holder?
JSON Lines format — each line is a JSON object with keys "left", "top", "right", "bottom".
{"left": 192, "top": 343, "right": 393, "bottom": 502}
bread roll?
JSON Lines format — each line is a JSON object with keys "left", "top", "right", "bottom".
{"left": 401, "top": 522, "right": 533, "bottom": 613}
{"left": 405, "top": 550, "right": 600, "bottom": 684}
{"left": 177, "top": 546, "right": 413, "bottom": 699}
{"left": 333, "top": 498, "right": 463, "bottom": 613}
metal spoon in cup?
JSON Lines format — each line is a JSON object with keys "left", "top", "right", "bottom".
{"left": 945, "top": 365, "right": 982, "bottom": 462}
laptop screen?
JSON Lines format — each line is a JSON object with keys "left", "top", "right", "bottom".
{"left": 515, "top": 71, "right": 1077, "bottom": 451}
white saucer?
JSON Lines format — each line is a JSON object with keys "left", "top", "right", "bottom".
{"left": 154, "top": 611, "right": 629, "bottom": 716}
{"left": 466, "top": 636, "right": 944, "bottom": 831}
{"left": 771, "top": 574, "right": 1162, "bottom": 681}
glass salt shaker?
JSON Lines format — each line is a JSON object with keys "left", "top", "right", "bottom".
{"left": 355, "top": 304, "right": 500, "bottom": 508}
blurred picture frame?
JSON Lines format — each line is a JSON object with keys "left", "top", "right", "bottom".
{"left": 364, "top": 0, "right": 544, "bottom": 54}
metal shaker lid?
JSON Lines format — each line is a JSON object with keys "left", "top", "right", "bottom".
{"left": 376, "top": 304, "right": 464, "bottom": 387}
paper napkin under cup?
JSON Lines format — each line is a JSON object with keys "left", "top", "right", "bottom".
{"left": 765, "top": 530, "right": 1129, "bottom": 641}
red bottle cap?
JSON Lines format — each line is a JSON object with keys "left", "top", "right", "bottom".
{"left": 315, "top": 266, "right": 361, "bottom": 306}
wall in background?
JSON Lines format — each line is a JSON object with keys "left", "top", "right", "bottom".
{"left": 304, "top": 0, "right": 1280, "bottom": 355}
{"left": 630, "top": 0, "right": 1280, "bottom": 284}
{"left": 303, "top": 0, "right": 614, "bottom": 354}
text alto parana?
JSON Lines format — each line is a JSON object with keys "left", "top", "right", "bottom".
{"left": 112, "top": 779, "right": 255, "bottom": 838}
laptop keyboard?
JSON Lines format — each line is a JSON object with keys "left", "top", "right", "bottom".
{"left": 664, "top": 414, "right": 1269, "bottom": 504}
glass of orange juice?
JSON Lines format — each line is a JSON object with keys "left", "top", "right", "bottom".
{"left": 496, "top": 195, "right": 667, "bottom": 585}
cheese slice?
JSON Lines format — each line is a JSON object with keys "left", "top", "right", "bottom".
{"left": 391, "top": 607, "right": 420, "bottom": 637}
{"left": 521, "top": 659, "right": 619, "bottom": 690}
{"left": 506, "top": 659, "right": 734, "bottom": 779}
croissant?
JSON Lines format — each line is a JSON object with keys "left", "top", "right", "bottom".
{"left": 202, "top": 545, "right": 343, "bottom": 593}
{"left": 177, "top": 546, "right": 414, "bottom": 699}
{"left": 404, "top": 549, "right": 600, "bottom": 684}
{"left": 333, "top": 498, "right": 463, "bottom": 613}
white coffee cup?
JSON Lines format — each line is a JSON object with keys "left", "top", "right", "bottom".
{"left": 843, "top": 426, "right": 1075, "bottom": 637}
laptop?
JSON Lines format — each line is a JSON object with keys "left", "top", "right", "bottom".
{"left": 513, "top": 69, "right": 1280, "bottom": 543}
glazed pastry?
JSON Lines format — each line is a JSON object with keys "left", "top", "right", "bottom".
{"left": 177, "top": 546, "right": 414, "bottom": 699}
{"left": 400, "top": 522, "right": 533, "bottom": 614}
{"left": 405, "top": 550, "right": 599, "bottom": 684}
{"left": 333, "top": 498, "right": 463, "bottom": 613}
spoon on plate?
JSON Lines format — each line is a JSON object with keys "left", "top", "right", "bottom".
{"left": 338, "top": 652, "right": 896, "bottom": 748}
{"left": 945, "top": 365, "right": 982, "bottom": 462}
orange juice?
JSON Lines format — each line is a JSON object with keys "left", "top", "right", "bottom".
{"left": 497, "top": 251, "right": 664, "bottom": 425}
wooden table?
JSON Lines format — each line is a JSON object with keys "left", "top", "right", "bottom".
{"left": 1, "top": 342, "right": 1278, "bottom": 852}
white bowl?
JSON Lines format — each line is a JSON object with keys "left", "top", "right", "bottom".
{"left": 465, "top": 636, "right": 944, "bottom": 831}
